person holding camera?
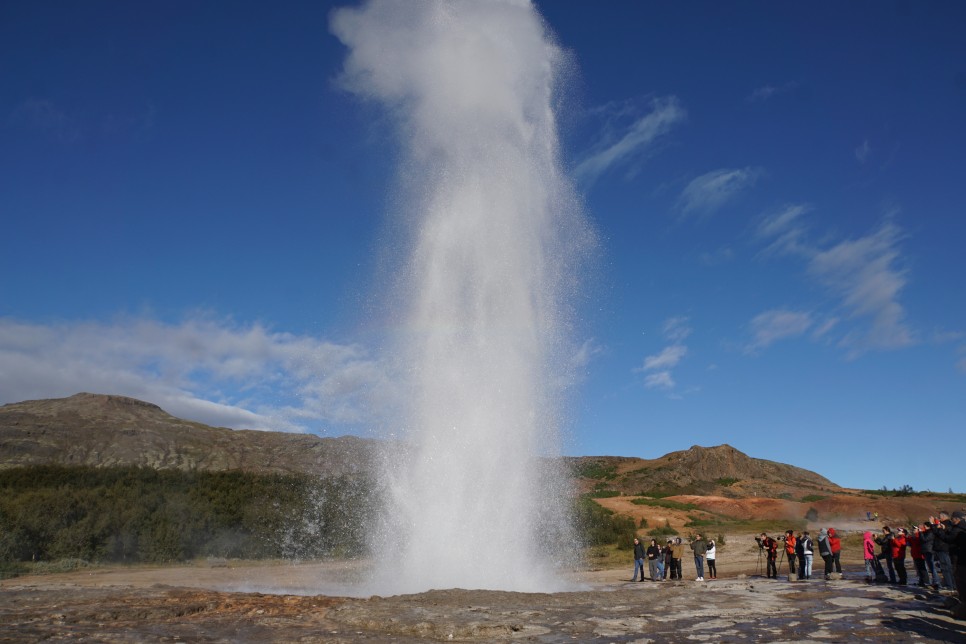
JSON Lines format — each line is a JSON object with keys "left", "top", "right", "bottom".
{"left": 758, "top": 533, "right": 779, "bottom": 578}
{"left": 799, "top": 531, "right": 814, "bottom": 580}
{"left": 933, "top": 510, "right": 966, "bottom": 619}
{"left": 706, "top": 537, "right": 717, "bottom": 580}
{"left": 875, "top": 526, "right": 897, "bottom": 584}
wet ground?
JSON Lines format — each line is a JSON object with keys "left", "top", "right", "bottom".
{"left": 2, "top": 564, "right": 964, "bottom": 643}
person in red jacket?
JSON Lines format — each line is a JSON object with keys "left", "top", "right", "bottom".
{"left": 827, "top": 527, "right": 843, "bottom": 574}
{"left": 892, "top": 527, "right": 908, "bottom": 585}
{"left": 908, "top": 525, "right": 929, "bottom": 587}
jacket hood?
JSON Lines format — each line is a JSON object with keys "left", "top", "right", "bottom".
{"left": 828, "top": 528, "right": 836, "bottom": 537}
{"left": 819, "top": 528, "right": 828, "bottom": 538}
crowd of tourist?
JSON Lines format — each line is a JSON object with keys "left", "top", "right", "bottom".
{"left": 630, "top": 509, "right": 965, "bottom": 619}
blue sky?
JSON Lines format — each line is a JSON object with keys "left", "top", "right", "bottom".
{"left": 2, "top": 1, "right": 964, "bottom": 493}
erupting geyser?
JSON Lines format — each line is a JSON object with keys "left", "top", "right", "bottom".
{"left": 332, "top": 0, "right": 592, "bottom": 593}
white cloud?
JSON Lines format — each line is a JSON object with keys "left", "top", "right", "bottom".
{"left": 642, "top": 344, "right": 688, "bottom": 371}
{"left": 644, "top": 371, "right": 675, "bottom": 390}
{"left": 662, "top": 317, "right": 692, "bottom": 343}
{"left": 637, "top": 316, "right": 693, "bottom": 394}
{"left": 746, "top": 81, "right": 799, "bottom": 103}
{"left": 573, "top": 96, "right": 686, "bottom": 187}
{"left": 745, "top": 309, "right": 813, "bottom": 353}
{"left": 806, "top": 223, "right": 914, "bottom": 355}
{"left": 679, "top": 167, "right": 761, "bottom": 217}
{"left": 855, "top": 139, "right": 871, "bottom": 163}
{"left": 0, "top": 316, "right": 394, "bottom": 434}
{"left": 756, "top": 203, "right": 811, "bottom": 257}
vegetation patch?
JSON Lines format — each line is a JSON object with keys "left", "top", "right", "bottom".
{"left": 800, "top": 494, "right": 827, "bottom": 503}
{"left": 714, "top": 477, "right": 741, "bottom": 487}
{"left": 574, "top": 462, "right": 618, "bottom": 481}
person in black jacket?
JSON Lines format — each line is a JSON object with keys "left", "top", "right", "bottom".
{"left": 875, "top": 526, "right": 897, "bottom": 584}
{"left": 933, "top": 512, "right": 957, "bottom": 590}
{"left": 934, "top": 511, "right": 966, "bottom": 619}
{"left": 631, "top": 538, "right": 646, "bottom": 582}
{"left": 919, "top": 522, "right": 940, "bottom": 589}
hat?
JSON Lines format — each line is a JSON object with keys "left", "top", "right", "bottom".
{"left": 952, "top": 511, "right": 965, "bottom": 520}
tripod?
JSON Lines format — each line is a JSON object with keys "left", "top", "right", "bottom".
{"left": 755, "top": 546, "right": 763, "bottom": 576}
{"left": 777, "top": 544, "right": 786, "bottom": 577}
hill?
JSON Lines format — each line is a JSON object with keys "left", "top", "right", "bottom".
{"left": 0, "top": 393, "right": 374, "bottom": 477}
{"left": 2, "top": 393, "right": 958, "bottom": 530}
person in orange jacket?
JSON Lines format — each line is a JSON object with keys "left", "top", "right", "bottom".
{"left": 784, "top": 530, "right": 797, "bottom": 576}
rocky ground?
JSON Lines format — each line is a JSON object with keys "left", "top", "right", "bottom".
{"left": 2, "top": 557, "right": 964, "bottom": 643}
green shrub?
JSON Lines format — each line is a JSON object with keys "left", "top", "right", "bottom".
{"left": 800, "top": 494, "right": 827, "bottom": 503}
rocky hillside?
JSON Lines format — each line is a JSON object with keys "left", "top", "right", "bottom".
{"left": 0, "top": 393, "right": 375, "bottom": 477}
{"left": 1, "top": 394, "right": 837, "bottom": 499}
{"left": 568, "top": 444, "right": 839, "bottom": 498}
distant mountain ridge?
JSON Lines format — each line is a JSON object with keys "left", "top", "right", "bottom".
{"left": 0, "top": 393, "right": 374, "bottom": 477}
{"left": 0, "top": 394, "right": 836, "bottom": 495}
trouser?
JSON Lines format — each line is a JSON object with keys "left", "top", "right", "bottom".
{"left": 804, "top": 554, "right": 813, "bottom": 578}
{"left": 694, "top": 555, "right": 704, "bottom": 579}
{"left": 895, "top": 557, "right": 907, "bottom": 584}
{"left": 672, "top": 558, "right": 682, "bottom": 579}
{"left": 766, "top": 555, "right": 777, "bottom": 578}
{"left": 865, "top": 558, "right": 877, "bottom": 580}
{"left": 633, "top": 558, "right": 645, "bottom": 581}
{"left": 707, "top": 558, "right": 716, "bottom": 578}
{"left": 913, "top": 557, "right": 928, "bottom": 586}
{"left": 878, "top": 553, "right": 896, "bottom": 583}
{"left": 648, "top": 559, "right": 658, "bottom": 581}
{"left": 924, "top": 552, "right": 939, "bottom": 587}
{"left": 822, "top": 553, "right": 833, "bottom": 576}
{"left": 656, "top": 559, "right": 665, "bottom": 579}
{"left": 956, "top": 566, "right": 966, "bottom": 606}
{"left": 936, "top": 551, "right": 955, "bottom": 589}
{"left": 663, "top": 558, "right": 671, "bottom": 579}
{"left": 832, "top": 552, "right": 842, "bottom": 573}
{"left": 787, "top": 553, "right": 797, "bottom": 575}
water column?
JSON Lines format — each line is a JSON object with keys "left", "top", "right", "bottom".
{"left": 332, "top": 0, "right": 589, "bottom": 593}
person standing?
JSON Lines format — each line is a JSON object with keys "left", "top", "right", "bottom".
{"left": 671, "top": 537, "right": 685, "bottom": 581}
{"left": 663, "top": 539, "right": 674, "bottom": 580}
{"left": 646, "top": 539, "right": 662, "bottom": 581}
{"left": 818, "top": 528, "right": 834, "bottom": 579}
{"left": 864, "top": 531, "right": 878, "bottom": 582}
{"left": 631, "top": 538, "right": 646, "bottom": 582}
{"left": 784, "top": 530, "right": 798, "bottom": 576}
{"left": 933, "top": 511, "right": 966, "bottom": 620}
{"left": 875, "top": 526, "right": 897, "bottom": 584}
{"left": 909, "top": 525, "right": 929, "bottom": 587}
{"left": 759, "top": 533, "right": 778, "bottom": 578}
{"left": 893, "top": 527, "right": 908, "bottom": 585}
{"left": 919, "top": 522, "right": 940, "bottom": 589}
{"left": 933, "top": 512, "right": 956, "bottom": 591}
{"left": 828, "top": 528, "right": 842, "bottom": 574}
{"left": 691, "top": 533, "right": 708, "bottom": 581}
{"left": 800, "top": 531, "right": 814, "bottom": 580}
{"left": 706, "top": 538, "right": 717, "bottom": 580}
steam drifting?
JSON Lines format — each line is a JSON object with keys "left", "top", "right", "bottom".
{"left": 332, "top": 0, "right": 591, "bottom": 593}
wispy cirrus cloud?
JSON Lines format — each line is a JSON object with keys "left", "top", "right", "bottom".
{"left": 746, "top": 81, "right": 799, "bottom": 103}
{"left": 636, "top": 316, "right": 691, "bottom": 392}
{"left": 755, "top": 203, "right": 811, "bottom": 257}
{"left": 754, "top": 205, "right": 915, "bottom": 358}
{"left": 7, "top": 98, "right": 81, "bottom": 142}
{"left": 855, "top": 139, "right": 872, "bottom": 163}
{"left": 573, "top": 95, "right": 686, "bottom": 187}
{"left": 745, "top": 309, "right": 813, "bottom": 353}
{"left": 678, "top": 167, "right": 761, "bottom": 218}
{"left": 807, "top": 222, "right": 913, "bottom": 356}
{"left": 0, "top": 316, "right": 396, "bottom": 434}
